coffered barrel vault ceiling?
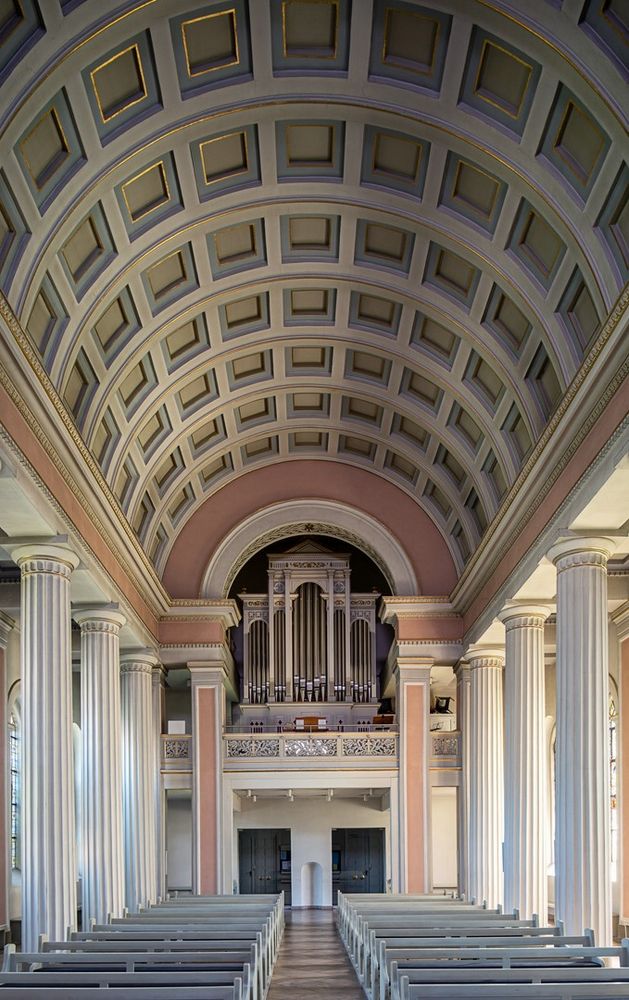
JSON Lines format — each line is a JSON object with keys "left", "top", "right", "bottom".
{"left": 0, "top": 0, "right": 626, "bottom": 580}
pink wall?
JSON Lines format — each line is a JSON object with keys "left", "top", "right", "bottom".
{"left": 163, "top": 461, "right": 458, "bottom": 598}
{"left": 622, "top": 639, "right": 629, "bottom": 922}
{"left": 405, "top": 683, "right": 428, "bottom": 892}
{"left": 197, "top": 687, "right": 218, "bottom": 894}
{"left": 397, "top": 615, "right": 463, "bottom": 641}
{"left": 0, "top": 648, "right": 6, "bottom": 928}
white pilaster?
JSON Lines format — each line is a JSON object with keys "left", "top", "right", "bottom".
{"left": 152, "top": 664, "right": 166, "bottom": 901}
{"left": 467, "top": 646, "right": 504, "bottom": 909}
{"left": 0, "top": 612, "right": 14, "bottom": 932}
{"left": 499, "top": 604, "right": 551, "bottom": 920}
{"left": 190, "top": 659, "right": 226, "bottom": 895}
{"left": 549, "top": 536, "right": 616, "bottom": 945}
{"left": 395, "top": 657, "right": 432, "bottom": 893}
{"left": 121, "top": 651, "right": 158, "bottom": 913}
{"left": 12, "top": 543, "right": 79, "bottom": 950}
{"left": 74, "top": 607, "right": 126, "bottom": 928}
{"left": 454, "top": 661, "right": 471, "bottom": 901}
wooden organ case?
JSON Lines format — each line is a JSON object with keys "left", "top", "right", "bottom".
{"left": 239, "top": 543, "right": 379, "bottom": 705}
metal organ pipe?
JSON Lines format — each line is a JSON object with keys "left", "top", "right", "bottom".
{"left": 274, "top": 610, "right": 285, "bottom": 702}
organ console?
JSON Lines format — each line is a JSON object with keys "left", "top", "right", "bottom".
{"left": 239, "top": 543, "right": 379, "bottom": 705}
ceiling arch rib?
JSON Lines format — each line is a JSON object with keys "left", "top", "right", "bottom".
{"left": 0, "top": 0, "right": 625, "bottom": 588}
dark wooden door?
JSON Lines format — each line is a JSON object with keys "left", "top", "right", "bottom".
{"left": 238, "top": 829, "right": 291, "bottom": 904}
{"left": 331, "top": 828, "right": 385, "bottom": 903}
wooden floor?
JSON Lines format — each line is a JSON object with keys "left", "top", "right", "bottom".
{"left": 267, "top": 908, "right": 363, "bottom": 999}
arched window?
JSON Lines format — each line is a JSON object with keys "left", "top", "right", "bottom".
{"left": 9, "top": 709, "right": 20, "bottom": 870}
{"left": 610, "top": 689, "right": 619, "bottom": 881}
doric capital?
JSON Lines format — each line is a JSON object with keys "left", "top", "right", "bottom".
{"left": 10, "top": 541, "right": 80, "bottom": 578}
{"left": 548, "top": 536, "right": 617, "bottom": 573}
{"left": 120, "top": 649, "right": 160, "bottom": 675}
{"left": 74, "top": 605, "right": 126, "bottom": 634}
{"left": 498, "top": 603, "right": 552, "bottom": 631}
{"left": 464, "top": 644, "right": 505, "bottom": 670}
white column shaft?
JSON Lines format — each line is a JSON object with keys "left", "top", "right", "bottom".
{"left": 17, "top": 550, "right": 78, "bottom": 950}
{"left": 152, "top": 666, "right": 166, "bottom": 901}
{"left": 552, "top": 542, "right": 613, "bottom": 944}
{"left": 469, "top": 654, "right": 504, "bottom": 909}
{"left": 455, "top": 664, "right": 471, "bottom": 900}
{"left": 121, "top": 658, "right": 157, "bottom": 913}
{"left": 78, "top": 612, "right": 125, "bottom": 926}
{"left": 502, "top": 610, "right": 548, "bottom": 920}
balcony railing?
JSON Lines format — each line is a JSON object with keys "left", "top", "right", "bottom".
{"left": 223, "top": 730, "right": 398, "bottom": 765}
{"left": 161, "top": 729, "right": 460, "bottom": 770}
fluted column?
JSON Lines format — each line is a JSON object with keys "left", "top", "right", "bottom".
{"left": 121, "top": 651, "right": 158, "bottom": 913}
{"left": 499, "top": 604, "right": 551, "bottom": 920}
{"left": 467, "top": 646, "right": 504, "bottom": 909}
{"left": 0, "top": 612, "right": 14, "bottom": 931}
{"left": 152, "top": 664, "right": 166, "bottom": 901}
{"left": 12, "top": 543, "right": 79, "bottom": 951}
{"left": 549, "top": 536, "right": 616, "bottom": 945}
{"left": 74, "top": 607, "right": 126, "bottom": 927}
{"left": 454, "top": 661, "right": 471, "bottom": 900}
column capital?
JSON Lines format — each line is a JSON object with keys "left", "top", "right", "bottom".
{"left": 465, "top": 644, "right": 504, "bottom": 669}
{"left": 454, "top": 659, "right": 471, "bottom": 679}
{"left": 548, "top": 535, "right": 618, "bottom": 570}
{"left": 74, "top": 605, "right": 126, "bottom": 634}
{"left": 120, "top": 649, "right": 160, "bottom": 674}
{"left": 10, "top": 540, "right": 79, "bottom": 574}
{"left": 498, "top": 603, "right": 552, "bottom": 630}
{"left": 0, "top": 610, "right": 15, "bottom": 650}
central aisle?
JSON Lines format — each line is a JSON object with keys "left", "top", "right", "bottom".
{"left": 267, "top": 908, "right": 364, "bottom": 999}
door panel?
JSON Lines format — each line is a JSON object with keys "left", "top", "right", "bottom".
{"left": 238, "top": 829, "right": 291, "bottom": 904}
{"left": 331, "top": 828, "right": 385, "bottom": 903}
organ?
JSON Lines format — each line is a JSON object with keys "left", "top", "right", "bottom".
{"left": 239, "top": 543, "right": 379, "bottom": 705}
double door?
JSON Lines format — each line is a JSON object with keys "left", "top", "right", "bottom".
{"left": 238, "top": 829, "right": 292, "bottom": 904}
{"left": 332, "top": 828, "right": 385, "bottom": 903}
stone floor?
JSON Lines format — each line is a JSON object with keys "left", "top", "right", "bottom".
{"left": 267, "top": 908, "right": 364, "bottom": 998}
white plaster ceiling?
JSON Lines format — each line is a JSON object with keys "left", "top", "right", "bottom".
{"left": 0, "top": 0, "right": 626, "bottom": 582}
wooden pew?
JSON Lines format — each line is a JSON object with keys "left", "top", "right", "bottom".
{"left": 399, "top": 983, "right": 629, "bottom": 1000}
{"left": 391, "top": 965, "right": 629, "bottom": 1000}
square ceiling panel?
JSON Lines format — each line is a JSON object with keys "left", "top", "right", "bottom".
{"left": 208, "top": 218, "right": 267, "bottom": 278}
{"left": 391, "top": 413, "right": 429, "bottom": 453}
{"left": 285, "top": 344, "right": 333, "bottom": 375}
{"left": 219, "top": 291, "right": 270, "bottom": 340}
{"left": 192, "top": 124, "right": 261, "bottom": 200}
{"left": 556, "top": 266, "right": 601, "bottom": 355}
{"left": 345, "top": 348, "right": 391, "bottom": 386}
{"left": 595, "top": 164, "right": 628, "bottom": 282}
{"left": 276, "top": 120, "right": 345, "bottom": 180}
{"left": 190, "top": 414, "right": 227, "bottom": 456}
{"left": 355, "top": 219, "right": 414, "bottom": 274}
{"left": 438, "top": 152, "right": 506, "bottom": 235}
{"left": 384, "top": 450, "right": 419, "bottom": 485}
{"left": 170, "top": 1, "right": 252, "bottom": 97}
{"left": 242, "top": 435, "right": 279, "bottom": 463}
{"left": 59, "top": 202, "right": 116, "bottom": 299}
{"left": 280, "top": 213, "right": 340, "bottom": 261}
{"left": 142, "top": 243, "right": 199, "bottom": 315}
{"left": 369, "top": 1, "right": 452, "bottom": 92}
{"left": 227, "top": 349, "right": 274, "bottom": 388}
{"left": 423, "top": 242, "right": 480, "bottom": 309}
{"left": 289, "top": 431, "right": 329, "bottom": 451}
{"left": 116, "top": 153, "right": 183, "bottom": 240}
{"left": 0, "top": 170, "right": 30, "bottom": 293}
{"left": 0, "top": 0, "right": 43, "bottom": 82}
{"left": 16, "top": 88, "right": 85, "bottom": 213}
{"left": 348, "top": 290, "right": 402, "bottom": 337}
{"left": 284, "top": 287, "right": 336, "bottom": 324}
{"left": 83, "top": 32, "right": 162, "bottom": 143}
{"left": 481, "top": 283, "right": 531, "bottom": 359}
{"left": 272, "top": 0, "right": 351, "bottom": 73}
{"left": 508, "top": 199, "right": 566, "bottom": 291}
{"left": 399, "top": 367, "right": 443, "bottom": 415}
{"left": 26, "top": 274, "right": 68, "bottom": 365}
{"left": 92, "top": 287, "right": 140, "bottom": 364}
{"left": 410, "top": 311, "right": 459, "bottom": 368}
{"left": 538, "top": 84, "right": 611, "bottom": 201}
{"left": 162, "top": 313, "right": 211, "bottom": 373}
{"left": 459, "top": 27, "right": 541, "bottom": 137}
{"left": 361, "top": 125, "right": 429, "bottom": 198}
{"left": 200, "top": 453, "right": 233, "bottom": 490}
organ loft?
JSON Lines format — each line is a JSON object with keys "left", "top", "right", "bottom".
{"left": 239, "top": 543, "right": 379, "bottom": 711}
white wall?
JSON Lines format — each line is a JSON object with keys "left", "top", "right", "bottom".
{"left": 166, "top": 792, "right": 192, "bottom": 891}
{"left": 233, "top": 796, "right": 391, "bottom": 906}
{"left": 431, "top": 786, "right": 458, "bottom": 889}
